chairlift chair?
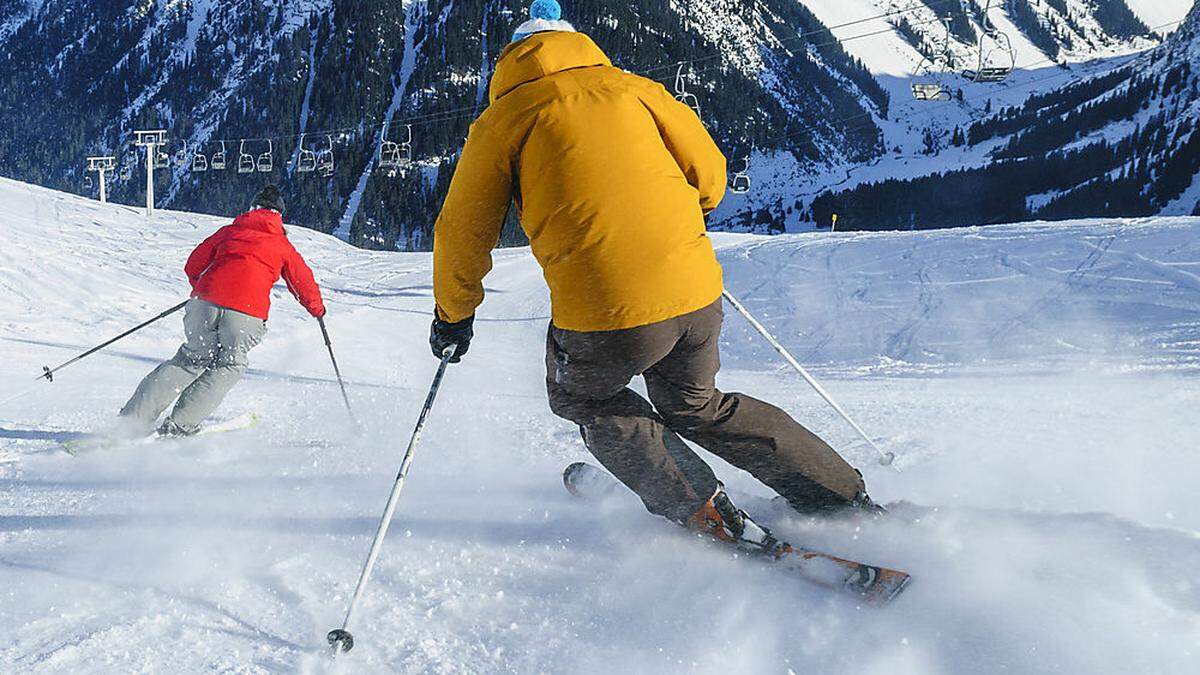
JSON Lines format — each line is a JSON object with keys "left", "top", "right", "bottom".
{"left": 120, "top": 153, "right": 136, "bottom": 181}
{"left": 211, "top": 141, "right": 227, "bottom": 170}
{"left": 964, "top": 1, "right": 1015, "bottom": 83}
{"left": 730, "top": 155, "right": 751, "bottom": 194}
{"left": 317, "top": 135, "right": 335, "bottom": 176}
{"left": 174, "top": 141, "right": 190, "bottom": 168}
{"left": 237, "top": 140, "right": 255, "bottom": 174}
{"left": 378, "top": 123, "right": 406, "bottom": 170}
{"left": 911, "top": 17, "right": 955, "bottom": 101}
{"left": 296, "top": 134, "right": 318, "bottom": 173}
{"left": 192, "top": 149, "right": 208, "bottom": 172}
{"left": 674, "top": 63, "right": 703, "bottom": 119}
{"left": 257, "top": 140, "right": 274, "bottom": 173}
{"left": 379, "top": 140, "right": 402, "bottom": 169}
{"left": 398, "top": 124, "right": 413, "bottom": 168}
{"left": 154, "top": 149, "right": 170, "bottom": 170}
{"left": 83, "top": 174, "right": 94, "bottom": 190}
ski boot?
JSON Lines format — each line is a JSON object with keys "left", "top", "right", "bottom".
{"left": 157, "top": 419, "right": 199, "bottom": 438}
{"left": 686, "top": 489, "right": 789, "bottom": 559}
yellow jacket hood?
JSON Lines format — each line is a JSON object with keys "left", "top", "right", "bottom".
{"left": 489, "top": 32, "right": 611, "bottom": 103}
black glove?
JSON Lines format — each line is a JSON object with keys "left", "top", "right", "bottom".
{"left": 430, "top": 313, "right": 474, "bottom": 363}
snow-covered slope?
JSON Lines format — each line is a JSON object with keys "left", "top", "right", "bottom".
{"left": 2, "top": 180, "right": 1199, "bottom": 672}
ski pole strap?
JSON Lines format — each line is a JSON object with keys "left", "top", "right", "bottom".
{"left": 721, "top": 290, "right": 899, "bottom": 470}
{"left": 38, "top": 300, "right": 189, "bottom": 383}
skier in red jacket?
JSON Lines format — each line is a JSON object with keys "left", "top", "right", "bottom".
{"left": 119, "top": 186, "right": 326, "bottom": 437}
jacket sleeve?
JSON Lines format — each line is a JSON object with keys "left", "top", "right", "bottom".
{"left": 642, "top": 83, "right": 728, "bottom": 213}
{"left": 184, "top": 229, "right": 223, "bottom": 287}
{"left": 282, "top": 244, "right": 326, "bottom": 318}
{"left": 432, "top": 117, "right": 514, "bottom": 323}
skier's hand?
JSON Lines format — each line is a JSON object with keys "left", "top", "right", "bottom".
{"left": 430, "top": 312, "right": 474, "bottom": 363}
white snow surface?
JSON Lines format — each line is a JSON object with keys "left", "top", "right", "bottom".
{"left": 2, "top": 178, "right": 1199, "bottom": 673}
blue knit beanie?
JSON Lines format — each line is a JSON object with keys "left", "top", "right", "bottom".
{"left": 513, "top": 0, "right": 575, "bottom": 42}
{"left": 531, "top": 0, "right": 561, "bottom": 21}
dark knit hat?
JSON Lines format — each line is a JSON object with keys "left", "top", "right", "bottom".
{"left": 251, "top": 184, "right": 285, "bottom": 215}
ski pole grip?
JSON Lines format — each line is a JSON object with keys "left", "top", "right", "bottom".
{"left": 442, "top": 344, "right": 457, "bottom": 359}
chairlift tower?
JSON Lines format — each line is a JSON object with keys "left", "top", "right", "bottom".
{"left": 134, "top": 130, "right": 167, "bottom": 216}
{"left": 85, "top": 156, "right": 116, "bottom": 204}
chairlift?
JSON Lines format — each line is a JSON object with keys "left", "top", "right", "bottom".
{"left": 912, "top": 17, "right": 955, "bottom": 101}
{"left": 237, "top": 140, "right": 255, "bottom": 174}
{"left": 153, "top": 148, "right": 170, "bottom": 170}
{"left": 174, "top": 141, "right": 190, "bottom": 168}
{"left": 964, "top": 1, "right": 1015, "bottom": 83}
{"left": 729, "top": 155, "right": 751, "bottom": 194}
{"left": 379, "top": 124, "right": 403, "bottom": 170}
{"left": 211, "top": 141, "right": 227, "bottom": 170}
{"left": 296, "top": 134, "right": 318, "bottom": 173}
{"left": 317, "top": 135, "right": 335, "bottom": 176}
{"left": 674, "top": 63, "right": 702, "bottom": 119}
{"left": 192, "top": 148, "right": 209, "bottom": 172}
{"left": 83, "top": 174, "right": 94, "bottom": 190}
{"left": 257, "top": 140, "right": 274, "bottom": 173}
{"left": 120, "top": 153, "right": 136, "bottom": 181}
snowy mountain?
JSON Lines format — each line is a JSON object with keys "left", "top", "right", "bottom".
{"left": 804, "top": 1, "right": 1200, "bottom": 230}
{"left": 0, "top": 1, "right": 1193, "bottom": 248}
{"left": 3, "top": 179, "right": 1200, "bottom": 671}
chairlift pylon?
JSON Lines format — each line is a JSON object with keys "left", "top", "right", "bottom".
{"left": 296, "top": 134, "right": 318, "bottom": 173}
{"left": 674, "top": 62, "right": 703, "bottom": 119}
{"left": 211, "top": 141, "right": 227, "bottom": 170}
{"left": 257, "top": 140, "right": 274, "bottom": 173}
{"left": 237, "top": 140, "right": 255, "bottom": 174}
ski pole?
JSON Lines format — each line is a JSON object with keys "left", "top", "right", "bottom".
{"left": 327, "top": 345, "right": 457, "bottom": 656}
{"left": 722, "top": 290, "right": 899, "bottom": 469}
{"left": 317, "top": 315, "right": 357, "bottom": 424}
{"left": 39, "top": 300, "right": 189, "bottom": 384}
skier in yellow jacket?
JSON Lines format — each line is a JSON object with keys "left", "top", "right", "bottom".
{"left": 431, "top": 0, "right": 879, "bottom": 545}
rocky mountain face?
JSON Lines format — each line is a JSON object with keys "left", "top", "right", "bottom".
{"left": 0, "top": 1, "right": 1186, "bottom": 247}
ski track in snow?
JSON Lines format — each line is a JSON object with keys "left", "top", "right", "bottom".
{"left": 1, "top": 178, "right": 1199, "bottom": 673}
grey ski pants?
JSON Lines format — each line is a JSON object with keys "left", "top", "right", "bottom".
{"left": 546, "top": 298, "right": 865, "bottom": 522}
{"left": 120, "top": 298, "right": 266, "bottom": 432}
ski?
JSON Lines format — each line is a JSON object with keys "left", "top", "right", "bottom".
{"left": 563, "top": 462, "right": 911, "bottom": 605}
{"left": 61, "top": 412, "right": 261, "bottom": 455}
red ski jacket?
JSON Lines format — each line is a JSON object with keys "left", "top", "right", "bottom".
{"left": 185, "top": 209, "right": 326, "bottom": 320}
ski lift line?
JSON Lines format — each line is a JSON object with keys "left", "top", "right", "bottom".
{"left": 636, "top": 0, "right": 965, "bottom": 77}
{"left": 153, "top": 15, "right": 1185, "bottom": 176}
{"left": 191, "top": 2, "right": 958, "bottom": 149}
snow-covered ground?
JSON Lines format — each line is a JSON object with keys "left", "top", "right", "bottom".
{"left": 2, "top": 178, "right": 1199, "bottom": 673}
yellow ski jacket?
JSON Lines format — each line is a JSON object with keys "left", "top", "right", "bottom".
{"left": 432, "top": 31, "right": 726, "bottom": 332}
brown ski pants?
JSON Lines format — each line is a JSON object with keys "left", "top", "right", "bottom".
{"left": 546, "top": 298, "right": 865, "bottom": 523}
